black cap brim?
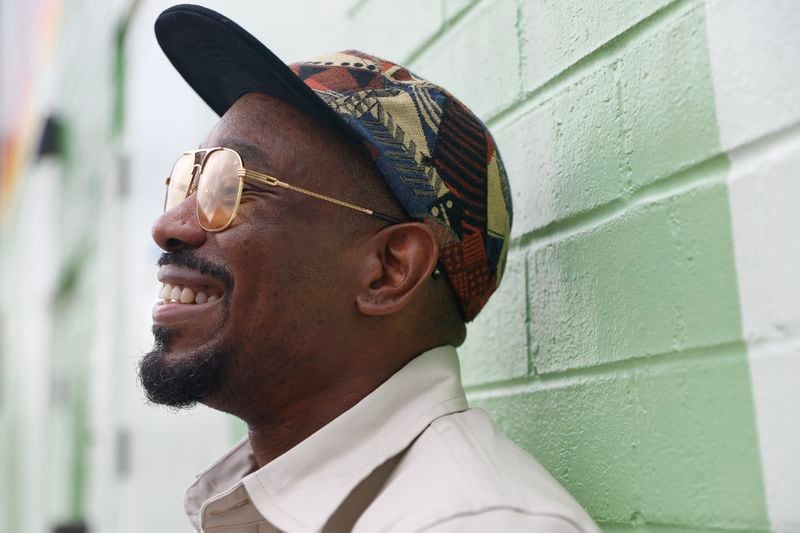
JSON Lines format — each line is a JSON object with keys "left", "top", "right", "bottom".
{"left": 154, "top": 4, "right": 357, "bottom": 141}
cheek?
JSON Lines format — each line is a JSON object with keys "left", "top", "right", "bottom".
{"left": 223, "top": 229, "right": 306, "bottom": 330}
{"left": 225, "top": 204, "right": 356, "bottom": 325}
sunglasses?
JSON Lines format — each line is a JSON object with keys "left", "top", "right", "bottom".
{"left": 164, "top": 147, "right": 406, "bottom": 232}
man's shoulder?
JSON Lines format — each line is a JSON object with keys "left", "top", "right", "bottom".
{"left": 355, "top": 407, "right": 599, "bottom": 532}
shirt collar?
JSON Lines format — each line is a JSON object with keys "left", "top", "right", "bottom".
{"left": 185, "top": 345, "right": 468, "bottom": 532}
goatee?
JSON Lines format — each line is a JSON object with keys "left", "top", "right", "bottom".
{"left": 138, "top": 326, "right": 229, "bottom": 408}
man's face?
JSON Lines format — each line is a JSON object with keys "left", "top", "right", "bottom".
{"left": 139, "top": 93, "right": 370, "bottom": 412}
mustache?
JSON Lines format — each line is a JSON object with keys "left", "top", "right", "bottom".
{"left": 157, "top": 250, "right": 234, "bottom": 290}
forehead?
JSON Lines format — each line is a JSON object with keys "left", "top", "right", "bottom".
{"left": 201, "top": 93, "right": 358, "bottom": 189}
{"left": 209, "top": 93, "right": 325, "bottom": 143}
{"left": 199, "top": 95, "right": 302, "bottom": 174}
{"left": 202, "top": 93, "right": 335, "bottom": 166}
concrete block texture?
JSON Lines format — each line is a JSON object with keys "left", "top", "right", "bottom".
{"left": 705, "top": 2, "right": 800, "bottom": 529}
{"left": 727, "top": 130, "right": 800, "bottom": 343}
{"left": 495, "top": 63, "right": 627, "bottom": 238}
{"left": 460, "top": 247, "right": 528, "bottom": 387}
{"left": 347, "top": 0, "right": 443, "bottom": 63}
{"left": 442, "top": 0, "right": 476, "bottom": 23}
{"left": 520, "top": 0, "right": 674, "bottom": 93}
{"left": 705, "top": 0, "right": 800, "bottom": 152}
{"left": 409, "top": 0, "right": 521, "bottom": 119}
{"left": 620, "top": 1, "right": 721, "bottom": 190}
{"left": 471, "top": 345, "right": 767, "bottom": 530}
{"left": 495, "top": 0, "right": 722, "bottom": 238}
{"left": 749, "top": 344, "right": 800, "bottom": 533}
{"left": 528, "top": 180, "right": 741, "bottom": 375}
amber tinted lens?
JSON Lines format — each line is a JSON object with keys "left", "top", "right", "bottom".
{"left": 196, "top": 149, "right": 243, "bottom": 231}
{"left": 165, "top": 153, "right": 196, "bottom": 212}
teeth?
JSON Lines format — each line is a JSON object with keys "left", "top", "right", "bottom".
{"left": 160, "top": 283, "right": 172, "bottom": 300}
{"left": 159, "top": 283, "right": 221, "bottom": 305}
{"left": 170, "top": 286, "right": 182, "bottom": 301}
{"left": 179, "top": 287, "right": 195, "bottom": 304}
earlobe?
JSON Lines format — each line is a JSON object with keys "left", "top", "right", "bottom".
{"left": 355, "top": 223, "right": 438, "bottom": 317}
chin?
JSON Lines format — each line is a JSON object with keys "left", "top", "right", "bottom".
{"left": 138, "top": 326, "right": 230, "bottom": 409}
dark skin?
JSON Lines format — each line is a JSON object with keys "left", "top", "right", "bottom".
{"left": 151, "top": 93, "right": 465, "bottom": 466}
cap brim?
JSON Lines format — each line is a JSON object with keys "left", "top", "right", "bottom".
{"left": 155, "top": 4, "right": 357, "bottom": 140}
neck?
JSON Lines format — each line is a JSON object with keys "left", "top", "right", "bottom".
{"left": 228, "top": 328, "right": 437, "bottom": 467}
{"left": 243, "top": 370, "right": 392, "bottom": 467}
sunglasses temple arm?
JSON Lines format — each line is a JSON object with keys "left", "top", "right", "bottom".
{"left": 370, "top": 210, "right": 406, "bottom": 224}
{"left": 245, "top": 169, "right": 406, "bottom": 225}
{"left": 288, "top": 183, "right": 406, "bottom": 225}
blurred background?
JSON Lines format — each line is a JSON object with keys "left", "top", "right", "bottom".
{"left": 1, "top": 1, "right": 798, "bottom": 532}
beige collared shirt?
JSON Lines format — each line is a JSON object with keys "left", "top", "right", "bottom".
{"left": 184, "top": 346, "right": 599, "bottom": 532}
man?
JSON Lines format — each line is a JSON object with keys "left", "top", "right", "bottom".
{"left": 140, "top": 5, "right": 599, "bottom": 532}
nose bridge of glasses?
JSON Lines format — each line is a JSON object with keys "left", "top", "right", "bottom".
{"left": 186, "top": 161, "right": 203, "bottom": 195}
{"left": 180, "top": 149, "right": 225, "bottom": 198}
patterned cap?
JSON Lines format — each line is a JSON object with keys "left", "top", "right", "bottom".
{"left": 155, "top": 6, "right": 512, "bottom": 321}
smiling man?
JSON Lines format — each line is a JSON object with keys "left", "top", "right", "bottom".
{"left": 140, "top": 4, "right": 598, "bottom": 532}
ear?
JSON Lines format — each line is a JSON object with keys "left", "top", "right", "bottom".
{"left": 356, "top": 222, "right": 438, "bottom": 316}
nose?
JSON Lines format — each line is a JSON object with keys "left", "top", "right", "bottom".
{"left": 152, "top": 193, "right": 207, "bottom": 251}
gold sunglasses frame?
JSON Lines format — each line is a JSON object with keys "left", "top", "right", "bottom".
{"left": 164, "top": 147, "right": 406, "bottom": 232}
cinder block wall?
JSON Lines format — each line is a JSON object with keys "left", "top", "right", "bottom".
{"left": 345, "top": 0, "right": 800, "bottom": 531}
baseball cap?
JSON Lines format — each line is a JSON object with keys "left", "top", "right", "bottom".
{"left": 155, "top": 4, "right": 512, "bottom": 321}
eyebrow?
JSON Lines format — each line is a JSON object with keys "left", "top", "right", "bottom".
{"left": 202, "top": 140, "right": 276, "bottom": 173}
